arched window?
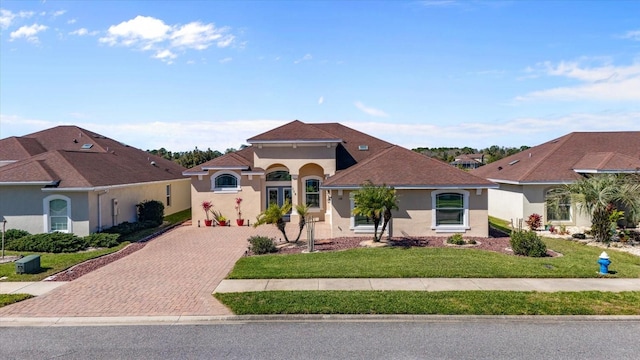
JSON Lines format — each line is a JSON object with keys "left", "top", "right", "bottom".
{"left": 211, "top": 171, "right": 240, "bottom": 192}
{"left": 266, "top": 170, "right": 291, "bottom": 182}
{"left": 43, "top": 195, "right": 71, "bottom": 233}
{"left": 431, "top": 190, "right": 469, "bottom": 232}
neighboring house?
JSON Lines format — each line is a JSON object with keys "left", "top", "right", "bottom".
{"left": 0, "top": 126, "right": 191, "bottom": 236}
{"left": 471, "top": 131, "right": 640, "bottom": 228}
{"left": 450, "top": 153, "right": 485, "bottom": 169}
{"left": 183, "top": 120, "right": 497, "bottom": 237}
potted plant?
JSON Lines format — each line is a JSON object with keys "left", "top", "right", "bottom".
{"left": 201, "top": 201, "right": 214, "bottom": 226}
{"left": 211, "top": 210, "right": 227, "bottom": 227}
{"left": 235, "top": 197, "right": 244, "bottom": 226}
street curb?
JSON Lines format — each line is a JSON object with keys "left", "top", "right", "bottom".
{"left": 2, "top": 314, "right": 640, "bottom": 327}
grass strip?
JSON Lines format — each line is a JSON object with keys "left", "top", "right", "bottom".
{"left": 0, "top": 294, "right": 33, "bottom": 307}
{"left": 215, "top": 290, "right": 640, "bottom": 315}
{"left": 229, "top": 238, "right": 640, "bottom": 279}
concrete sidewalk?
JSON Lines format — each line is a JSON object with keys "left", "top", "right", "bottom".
{"left": 0, "top": 281, "right": 69, "bottom": 296}
{"left": 214, "top": 278, "right": 640, "bottom": 293}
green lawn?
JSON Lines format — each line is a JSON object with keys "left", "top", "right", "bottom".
{"left": 0, "top": 294, "right": 33, "bottom": 307}
{"left": 229, "top": 238, "right": 640, "bottom": 279}
{"left": 215, "top": 290, "right": 640, "bottom": 315}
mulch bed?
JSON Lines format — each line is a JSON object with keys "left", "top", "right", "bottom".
{"left": 276, "top": 236, "right": 516, "bottom": 255}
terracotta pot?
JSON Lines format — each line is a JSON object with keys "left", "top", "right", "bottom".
{"left": 236, "top": 219, "right": 245, "bottom": 226}
{"left": 204, "top": 219, "right": 213, "bottom": 227}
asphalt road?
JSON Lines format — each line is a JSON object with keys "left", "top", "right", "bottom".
{"left": 1, "top": 320, "right": 639, "bottom": 359}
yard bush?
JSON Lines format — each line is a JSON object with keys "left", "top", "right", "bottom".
{"left": 510, "top": 230, "right": 547, "bottom": 257}
{"left": 84, "top": 233, "right": 121, "bottom": 248}
{"left": 446, "top": 234, "right": 465, "bottom": 245}
{"left": 8, "top": 232, "right": 89, "bottom": 253}
{"left": 2, "top": 229, "right": 30, "bottom": 248}
{"left": 137, "top": 200, "right": 164, "bottom": 226}
{"left": 103, "top": 220, "right": 158, "bottom": 236}
{"left": 248, "top": 236, "right": 277, "bottom": 255}
{"left": 525, "top": 213, "right": 542, "bottom": 231}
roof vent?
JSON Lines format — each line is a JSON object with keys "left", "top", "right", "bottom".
{"left": 508, "top": 160, "right": 519, "bottom": 165}
{"left": 81, "top": 144, "right": 93, "bottom": 149}
{"left": 358, "top": 145, "right": 369, "bottom": 151}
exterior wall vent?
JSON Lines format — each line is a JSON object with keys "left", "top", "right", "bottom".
{"left": 358, "top": 145, "right": 369, "bottom": 151}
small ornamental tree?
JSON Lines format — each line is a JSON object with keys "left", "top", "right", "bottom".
{"left": 525, "top": 213, "right": 542, "bottom": 231}
{"left": 137, "top": 200, "right": 164, "bottom": 226}
{"left": 293, "top": 203, "right": 309, "bottom": 243}
{"left": 254, "top": 200, "right": 292, "bottom": 243}
{"left": 352, "top": 181, "right": 399, "bottom": 242}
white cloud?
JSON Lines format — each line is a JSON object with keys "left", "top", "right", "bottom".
{"left": 621, "top": 29, "right": 640, "bottom": 41}
{"left": 0, "top": 9, "right": 16, "bottom": 29}
{"left": 354, "top": 101, "right": 388, "bottom": 117}
{"left": 318, "top": 96, "right": 324, "bottom": 105}
{"left": 154, "top": 49, "right": 177, "bottom": 64}
{"left": 0, "top": 9, "right": 35, "bottom": 29}
{"left": 516, "top": 61, "right": 640, "bottom": 102}
{"left": 69, "top": 28, "right": 98, "bottom": 36}
{"left": 99, "top": 15, "right": 236, "bottom": 63}
{"left": 294, "top": 53, "right": 312, "bottom": 64}
{"left": 10, "top": 23, "right": 48, "bottom": 42}
{"left": 67, "top": 18, "right": 76, "bottom": 24}
{"left": 170, "top": 22, "right": 234, "bottom": 50}
{"left": 219, "top": 57, "right": 232, "bottom": 63}
{"left": 51, "top": 10, "right": 66, "bottom": 17}
{"left": 100, "top": 15, "right": 170, "bottom": 46}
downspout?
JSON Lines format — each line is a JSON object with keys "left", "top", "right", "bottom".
{"left": 96, "top": 189, "right": 109, "bottom": 232}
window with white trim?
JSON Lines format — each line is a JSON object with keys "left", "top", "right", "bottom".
{"left": 546, "top": 189, "right": 571, "bottom": 221}
{"left": 211, "top": 171, "right": 241, "bottom": 192}
{"left": 302, "top": 176, "right": 322, "bottom": 209}
{"left": 43, "top": 195, "right": 71, "bottom": 233}
{"left": 349, "top": 195, "right": 380, "bottom": 234}
{"left": 431, "top": 190, "right": 469, "bottom": 232}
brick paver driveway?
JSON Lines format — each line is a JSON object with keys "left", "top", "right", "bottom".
{"left": 0, "top": 223, "right": 300, "bottom": 317}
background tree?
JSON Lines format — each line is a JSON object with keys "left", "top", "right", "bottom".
{"left": 549, "top": 174, "right": 640, "bottom": 242}
{"left": 254, "top": 200, "right": 292, "bottom": 243}
{"left": 352, "top": 181, "right": 399, "bottom": 242}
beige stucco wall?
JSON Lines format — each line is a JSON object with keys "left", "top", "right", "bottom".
{"left": 328, "top": 188, "right": 490, "bottom": 238}
{"left": 190, "top": 171, "right": 262, "bottom": 226}
{"left": 0, "top": 186, "right": 90, "bottom": 236}
{"left": 487, "top": 185, "right": 525, "bottom": 222}
{"left": 253, "top": 145, "right": 337, "bottom": 176}
{"left": 489, "top": 183, "right": 593, "bottom": 229}
{"left": 0, "top": 179, "right": 190, "bottom": 237}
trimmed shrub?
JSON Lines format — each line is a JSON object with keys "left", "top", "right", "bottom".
{"left": 8, "top": 232, "right": 89, "bottom": 253}
{"left": 572, "top": 233, "right": 586, "bottom": 240}
{"left": 84, "top": 233, "right": 121, "bottom": 248}
{"left": 248, "top": 236, "right": 277, "bottom": 255}
{"left": 510, "top": 230, "right": 547, "bottom": 257}
{"left": 446, "top": 233, "right": 465, "bottom": 245}
{"left": 103, "top": 220, "right": 157, "bottom": 236}
{"left": 3, "top": 229, "right": 30, "bottom": 248}
{"left": 137, "top": 200, "right": 164, "bottom": 227}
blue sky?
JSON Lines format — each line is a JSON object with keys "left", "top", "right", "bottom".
{"left": 1, "top": 1, "right": 639, "bottom": 152}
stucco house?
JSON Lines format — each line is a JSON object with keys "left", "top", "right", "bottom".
{"left": 0, "top": 126, "right": 191, "bottom": 236}
{"left": 184, "top": 120, "right": 497, "bottom": 237}
{"left": 471, "top": 131, "right": 640, "bottom": 228}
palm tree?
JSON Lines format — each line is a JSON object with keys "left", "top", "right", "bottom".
{"left": 254, "top": 200, "right": 292, "bottom": 243}
{"left": 352, "top": 181, "right": 399, "bottom": 242}
{"left": 292, "top": 203, "right": 309, "bottom": 243}
{"left": 550, "top": 174, "right": 640, "bottom": 242}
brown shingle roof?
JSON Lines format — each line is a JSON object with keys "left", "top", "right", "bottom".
{"left": 572, "top": 152, "right": 640, "bottom": 172}
{"left": 0, "top": 126, "right": 187, "bottom": 188}
{"left": 323, "top": 145, "right": 496, "bottom": 188}
{"left": 471, "top": 132, "right": 640, "bottom": 183}
{"left": 183, "top": 147, "right": 255, "bottom": 174}
{"left": 247, "top": 120, "right": 341, "bottom": 142}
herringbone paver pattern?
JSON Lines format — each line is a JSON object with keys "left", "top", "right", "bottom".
{"left": 0, "top": 222, "right": 329, "bottom": 317}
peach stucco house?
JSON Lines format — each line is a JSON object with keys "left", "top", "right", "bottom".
{"left": 184, "top": 120, "right": 497, "bottom": 238}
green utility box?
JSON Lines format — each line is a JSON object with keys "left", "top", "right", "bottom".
{"left": 15, "top": 254, "right": 41, "bottom": 274}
